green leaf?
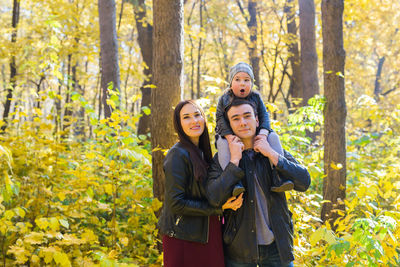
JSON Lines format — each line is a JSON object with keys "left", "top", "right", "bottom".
{"left": 142, "top": 106, "right": 151, "bottom": 115}
{"left": 59, "top": 219, "right": 69, "bottom": 229}
{"left": 71, "top": 92, "right": 81, "bottom": 101}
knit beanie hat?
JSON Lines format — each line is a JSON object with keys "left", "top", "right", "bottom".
{"left": 229, "top": 62, "right": 254, "bottom": 86}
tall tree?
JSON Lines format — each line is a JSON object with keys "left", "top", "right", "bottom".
{"left": 196, "top": 0, "right": 204, "bottom": 99}
{"left": 98, "top": 0, "right": 121, "bottom": 118}
{"left": 321, "top": 0, "right": 347, "bottom": 227}
{"left": 133, "top": 0, "right": 154, "bottom": 136}
{"left": 285, "top": 0, "right": 303, "bottom": 108}
{"left": 152, "top": 0, "right": 184, "bottom": 201}
{"left": 247, "top": 0, "right": 260, "bottom": 90}
{"left": 299, "top": 0, "right": 319, "bottom": 106}
{"left": 236, "top": 0, "right": 260, "bottom": 89}
{"left": 2, "top": 0, "right": 20, "bottom": 131}
{"left": 373, "top": 56, "right": 385, "bottom": 101}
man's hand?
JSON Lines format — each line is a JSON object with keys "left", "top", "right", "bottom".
{"left": 229, "top": 136, "right": 244, "bottom": 166}
{"left": 254, "top": 135, "right": 279, "bottom": 166}
{"left": 222, "top": 193, "right": 244, "bottom": 211}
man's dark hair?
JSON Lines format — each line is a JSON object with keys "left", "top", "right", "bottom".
{"left": 225, "top": 98, "right": 258, "bottom": 117}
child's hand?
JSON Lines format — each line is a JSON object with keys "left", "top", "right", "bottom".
{"left": 229, "top": 136, "right": 244, "bottom": 166}
{"left": 225, "top": 134, "right": 235, "bottom": 144}
{"left": 254, "top": 135, "right": 279, "bottom": 166}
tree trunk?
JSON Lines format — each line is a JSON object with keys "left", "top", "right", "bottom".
{"left": 285, "top": 0, "right": 303, "bottom": 108}
{"left": 72, "top": 61, "right": 85, "bottom": 138}
{"left": 321, "top": 0, "right": 347, "bottom": 228}
{"left": 299, "top": 0, "right": 319, "bottom": 106}
{"left": 134, "top": 0, "right": 153, "bottom": 136}
{"left": 196, "top": 0, "right": 204, "bottom": 99}
{"left": 187, "top": 1, "right": 197, "bottom": 99}
{"left": 98, "top": 0, "right": 120, "bottom": 118}
{"left": 152, "top": 0, "right": 183, "bottom": 201}
{"left": 247, "top": 0, "right": 260, "bottom": 90}
{"left": 63, "top": 55, "right": 73, "bottom": 134}
{"left": 373, "top": 56, "right": 385, "bottom": 101}
{"left": 2, "top": 0, "right": 20, "bottom": 131}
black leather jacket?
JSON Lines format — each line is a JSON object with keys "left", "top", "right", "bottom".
{"left": 216, "top": 89, "right": 271, "bottom": 137}
{"left": 206, "top": 150, "right": 310, "bottom": 264}
{"left": 157, "top": 142, "right": 223, "bottom": 243}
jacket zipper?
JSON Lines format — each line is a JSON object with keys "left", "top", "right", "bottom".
{"left": 175, "top": 215, "right": 182, "bottom": 225}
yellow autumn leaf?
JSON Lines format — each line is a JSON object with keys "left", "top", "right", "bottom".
{"left": 108, "top": 249, "right": 118, "bottom": 259}
{"left": 34, "top": 108, "right": 43, "bottom": 116}
{"left": 104, "top": 184, "right": 113, "bottom": 195}
{"left": 209, "top": 106, "right": 217, "bottom": 113}
{"left": 15, "top": 207, "right": 26, "bottom": 218}
{"left": 24, "top": 232, "right": 45, "bottom": 244}
{"left": 4, "top": 210, "right": 15, "bottom": 220}
{"left": 35, "top": 218, "right": 49, "bottom": 230}
{"left": 330, "top": 162, "right": 343, "bottom": 170}
{"left": 57, "top": 234, "right": 84, "bottom": 246}
{"left": 57, "top": 192, "right": 66, "bottom": 201}
{"left": 120, "top": 237, "right": 129, "bottom": 246}
{"left": 7, "top": 245, "right": 30, "bottom": 264}
{"left": 131, "top": 94, "right": 141, "bottom": 103}
{"left": 39, "top": 246, "right": 58, "bottom": 264}
{"left": 86, "top": 152, "right": 96, "bottom": 160}
{"left": 49, "top": 217, "right": 60, "bottom": 231}
{"left": 120, "top": 131, "right": 130, "bottom": 137}
{"left": 81, "top": 229, "right": 98, "bottom": 244}
{"left": 31, "top": 254, "right": 40, "bottom": 265}
{"left": 53, "top": 251, "right": 71, "bottom": 267}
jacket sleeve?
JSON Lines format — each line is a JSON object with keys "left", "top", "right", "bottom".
{"left": 253, "top": 92, "right": 271, "bottom": 131}
{"left": 164, "top": 148, "right": 222, "bottom": 216}
{"left": 216, "top": 94, "right": 234, "bottom": 137}
{"left": 276, "top": 150, "right": 311, "bottom": 192}
{"left": 205, "top": 155, "right": 245, "bottom": 207}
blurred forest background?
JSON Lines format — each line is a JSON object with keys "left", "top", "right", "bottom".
{"left": 0, "top": 0, "right": 399, "bottom": 266}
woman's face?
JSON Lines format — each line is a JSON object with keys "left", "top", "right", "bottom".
{"left": 180, "top": 103, "right": 205, "bottom": 145}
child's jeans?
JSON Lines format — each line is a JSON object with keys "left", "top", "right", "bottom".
{"left": 217, "top": 131, "right": 283, "bottom": 170}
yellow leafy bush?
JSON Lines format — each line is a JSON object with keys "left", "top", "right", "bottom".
{"left": 0, "top": 107, "right": 161, "bottom": 266}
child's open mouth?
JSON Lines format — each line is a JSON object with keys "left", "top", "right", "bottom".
{"left": 240, "top": 89, "right": 245, "bottom": 93}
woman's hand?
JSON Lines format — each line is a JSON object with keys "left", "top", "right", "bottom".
{"left": 222, "top": 193, "right": 244, "bottom": 211}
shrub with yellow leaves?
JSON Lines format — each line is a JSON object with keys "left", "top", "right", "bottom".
{"left": 0, "top": 94, "right": 161, "bottom": 266}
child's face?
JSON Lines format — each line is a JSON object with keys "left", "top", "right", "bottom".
{"left": 231, "top": 72, "right": 252, "bottom": 98}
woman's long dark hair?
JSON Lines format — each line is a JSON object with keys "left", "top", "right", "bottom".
{"left": 173, "top": 100, "right": 212, "bottom": 181}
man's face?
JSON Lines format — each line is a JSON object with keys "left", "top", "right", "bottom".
{"left": 227, "top": 104, "right": 259, "bottom": 140}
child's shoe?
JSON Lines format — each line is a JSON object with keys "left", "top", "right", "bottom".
{"left": 270, "top": 168, "right": 294, "bottom": 192}
{"left": 232, "top": 183, "right": 245, "bottom": 197}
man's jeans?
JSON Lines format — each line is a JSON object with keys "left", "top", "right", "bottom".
{"left": 225, "top": 242, "right": 294, "bottom": 267}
